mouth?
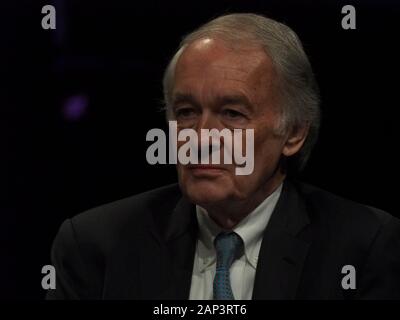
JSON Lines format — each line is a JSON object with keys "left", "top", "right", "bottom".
{"left": 186, "top": 164, "right": 227, "bottom": 177}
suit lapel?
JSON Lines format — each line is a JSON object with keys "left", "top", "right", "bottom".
{"left": 165, "top": 197, "right": 198, "bottom": 299}
{"left": 252, "top": 180, "right": 311, "bottom": 299}
{"left": 140, "top": 195, "right": 198, "bottom": 299}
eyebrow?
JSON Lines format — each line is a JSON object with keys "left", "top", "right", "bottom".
{"left": 215, "top": 94, "right": 253, "bottom": 111}
{"left": 172, "top": 92, "right": 198, "bottom": 107}
{"left": 172, "top": 92, "right": 254, "bottom": 112}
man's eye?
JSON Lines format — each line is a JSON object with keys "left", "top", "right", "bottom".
{"left": 222, "top": 109, "right": 245, "bottom": 119}
{"left": 175, "top": 107, "right": 196, "bottom": 118}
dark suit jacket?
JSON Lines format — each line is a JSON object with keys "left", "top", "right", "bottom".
{"left": 46, "top": 180, "right": 400, "bottom": 299}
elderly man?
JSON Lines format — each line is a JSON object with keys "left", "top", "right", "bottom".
{"left": 47, "top": 13, "right": 400, "bottom": 300}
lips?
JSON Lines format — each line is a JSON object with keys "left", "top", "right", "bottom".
{"left": 187, "top": 164, "right": 226, "bottom": 170}
{"left": 186, "top": 164, "right": 227, "bottom": 177}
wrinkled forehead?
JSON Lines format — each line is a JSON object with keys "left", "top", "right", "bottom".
{"left": 180, "top": 38, "right": 273, "bottom": 74}
{"left": 173, "top": 38, "right": 278, "bottom": 98}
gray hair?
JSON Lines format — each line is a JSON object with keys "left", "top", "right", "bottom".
{"left": 163, "top": 13, "right": 320, "bottom": 173}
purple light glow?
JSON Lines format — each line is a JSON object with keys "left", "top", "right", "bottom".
{"left": 62, "top": 94, "right": 89, "bottom": 121}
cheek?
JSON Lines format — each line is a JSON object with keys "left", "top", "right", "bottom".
{"left": 253, "top": 130, "right": 284, "bottom": 169}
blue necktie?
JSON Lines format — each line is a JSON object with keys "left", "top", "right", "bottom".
{"left": 213, "top": 232, "right": 244, "bottom": 300}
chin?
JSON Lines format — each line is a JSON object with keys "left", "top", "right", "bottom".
{"left": 180, "top": 178, "right": 233, "bottom": 206}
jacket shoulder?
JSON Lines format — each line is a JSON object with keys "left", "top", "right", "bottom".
{"left": 67, "top": 183, "right": 182, "bottom": 253}
{"left": 295, "top": 181, "right": 393, "bottom": 224}
{"left": 294, "top": 181, "right": 398, "bottom": 249}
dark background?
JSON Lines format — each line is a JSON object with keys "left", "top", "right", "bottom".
{"left": 1, "top": 0, "right": 399, "bottom": 299}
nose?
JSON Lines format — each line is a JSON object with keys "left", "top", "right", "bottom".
{"left": 195, "top": 110, "right": 225, "bottom": 164}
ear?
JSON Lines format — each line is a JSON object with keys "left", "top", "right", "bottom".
{"left": 282, "top": 124, "right": 310, "bottom": 157}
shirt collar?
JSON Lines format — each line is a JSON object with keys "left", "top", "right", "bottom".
{"left": 195, "top": 183, "right": 283, "bottom": 272}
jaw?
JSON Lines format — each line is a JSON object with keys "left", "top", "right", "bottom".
{"left": 181, "top": 167, "right": 285, "bottom": 224}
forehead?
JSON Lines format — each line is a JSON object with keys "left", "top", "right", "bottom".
{"left": 174, "top": 38, "right": 276, "bottom": 90}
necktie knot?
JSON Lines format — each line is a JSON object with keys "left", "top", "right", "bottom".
{"left": 214, "top": 232, "right": 244, "bottom": 269}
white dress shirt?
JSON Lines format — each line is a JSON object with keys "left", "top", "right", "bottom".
{"left": 189, "top": 184, "right": 283, "bottom": 300}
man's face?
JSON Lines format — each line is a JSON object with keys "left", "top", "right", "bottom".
{"left": 171, "top": 38, "right": 289, "bottom": 208}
